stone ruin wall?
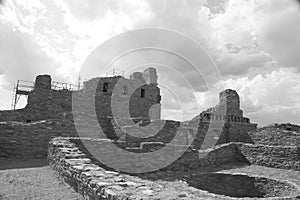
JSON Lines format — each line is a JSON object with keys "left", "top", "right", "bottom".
{"left": 4, "top": 68, "right": 298, "bottom": 174}
{"left": 249, "top": 124, "right": 300, "bottom": 146}
{"left": 0, "top": 120, "right": 77, "bottom": 159}
{"left": 47, "top": 137, "right": 249, "bottom": 199}
{"left": 0, "top": 67, "right": 161, "bottom": 122}
{"left": 236, "top": 143, "right": 300, "bottom": 170}
{"left": 0, "top": 68, "right": 162, "bottom": 158}
{"left": 0, "top": 77, "right": 261, "bottom": 161}
{"left": 108, "top": 89, "right": 258, "bottom": 150}
{"left": 186, "top": 89, "right": 257, "bottom": 148}
{"left": 0, "top": 75, "right": 73, "bottom": 122}
{"left": 47, "top": 137, "right": 300, "bottom": 200}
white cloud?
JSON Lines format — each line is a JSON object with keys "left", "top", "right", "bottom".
{"left": 209, "top": 0, "right": 300, "bottom": 73}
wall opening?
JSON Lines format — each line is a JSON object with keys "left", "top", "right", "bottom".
{"left": 122, "top": 85, "right": 128, "bottom": 95}
{"left": 103, "top": 82, "right": 109, "bottom": 92}
{"left": 141, "top": 88, "right": 145, "bottom": 98}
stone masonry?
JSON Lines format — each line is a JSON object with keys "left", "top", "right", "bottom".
{"left": 0, "top": 67, "right": 161, "bottom": 122}
{"left": 187, "top": 89, "right": 257, "bottom": 150}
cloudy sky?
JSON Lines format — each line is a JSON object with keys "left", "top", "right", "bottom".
{"left": 0, "top": 0, "right": 300, "bottom": 126}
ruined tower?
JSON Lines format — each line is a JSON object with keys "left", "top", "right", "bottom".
{"left": 192, "top": 89, "right": 257, "bottom": 149}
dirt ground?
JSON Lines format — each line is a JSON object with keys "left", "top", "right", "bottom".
{"left": 0, "top": 166, "right": 84, "bottom": 200}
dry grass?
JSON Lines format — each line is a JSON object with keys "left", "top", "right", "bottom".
{"left": 0, "top": 166, "right": 84, "bottom": 200}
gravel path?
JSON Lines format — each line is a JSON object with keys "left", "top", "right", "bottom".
{"left": 0, "top": 166, "right": 84, "bottom": 200}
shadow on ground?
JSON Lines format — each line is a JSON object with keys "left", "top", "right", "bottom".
{"left": 0, "top": 158, "right": 47, "bottom": 170}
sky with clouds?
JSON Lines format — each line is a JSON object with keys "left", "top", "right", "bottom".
{"left": 0, "top": 0, "right": 300, "bottom": 126}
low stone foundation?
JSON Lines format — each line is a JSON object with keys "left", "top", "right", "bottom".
{"left": 47, "top": 137, "right": 248, "bottom": 199}
{"left": 48, "top": 137, "right": 300, "bottom": 199}
{"left": 188, "top": 173, "right": 299, "bottom": 198}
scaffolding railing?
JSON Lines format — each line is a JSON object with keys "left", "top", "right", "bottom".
{"left": 105, "top": 68, "right": 125, "bottom": 77}
{"left": 51, "top": 81, "right": 80, "bottom": 91}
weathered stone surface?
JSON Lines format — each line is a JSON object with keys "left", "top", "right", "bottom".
{"left": 48, "top": 137, "right": 300, "bottom": 200}
{"left": 47, "top": 137, "right": 173, "bottom": 199}
{"left": 190, "top": 89, "right": 257, "bottom": 147}
{"left": 249, "top": 125, "right": 300, "bottom": 146}
{"left": 236, "top": 143, "right": 300, "bottom": 170}
{"left": 0, "top": 67, "right": 161, "bottom": 122}
{"left": 0, "top": 120, "right": 78, "bottom": 159}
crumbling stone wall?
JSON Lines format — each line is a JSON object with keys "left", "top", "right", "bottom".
{"left": 189, "top": 89, "right": 257, "bottom": 148}
{"left": 0, "top": 110, "right": 26, "bottom": 122}
{"left": 48, "top": 137, "right": 300, "bottom": 200}
{"left": 249, "top": 126, "right": 300, "bottom": 146}
{"left": 192, "top": 122, "right": 255, "bottom": 149}
{"left": 0, "top": 120, "right": 77, "bottom": 159}
{"left": 0, "top": 68, "right": 161, "bottom": 122}
{"left": 0, "top": 75, "right": 73, "bottom": 122}
{"left": 236, "top": 143, "right": 300, "bottom": 170}
{"left": 49, "top": 137, "right": 248, "bottom": 174}
{"left": 196, "top": 89, "right": 255, "bottom": 125}
{"left": 48, "top": 137, "right": 247, "bottom": 199}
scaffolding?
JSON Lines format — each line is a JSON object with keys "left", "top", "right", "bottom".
{"left": 51, "top": 81, "right": 79, "bottom": 91}
{"left": 11, "top": 80, "right": 34, "bottom": 110}
{"left": 11, "top": 79, "right": 82, "bottom": 110}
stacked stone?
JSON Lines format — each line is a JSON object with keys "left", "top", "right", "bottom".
{"left": 249, "top": 126, "right": 300, "bottom": 146}
{"left": 48, "top": 137, "right": 167, "bottom": 200}
{"left": 236, "top": 143, "right": 300, "bottom": 170}
{"left": 0, "top": 119, "right": 77, "bottom": 160}
{"left": 50, "top": 137, "right": 249, "bottom": 173}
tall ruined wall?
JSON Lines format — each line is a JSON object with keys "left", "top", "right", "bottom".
{"left": 190, "top": 89, "right": 257, "bottom": 149}
{"left": 218, "top": 89, "right": 243, "bottom": 116}
{"left": 89, "top": 75, "right": 160, "bottom": 120}
{"left": 26, "top": 88, "right": 72, "bottom": 121}
{"left": 0, "top": 75, "right": 73, "bottom": 122}
{"left": 0, "top": 68, "right": 161, "bottom": 122}
{"left": 197, "top": 89, "right": 252, "bottom": 124}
